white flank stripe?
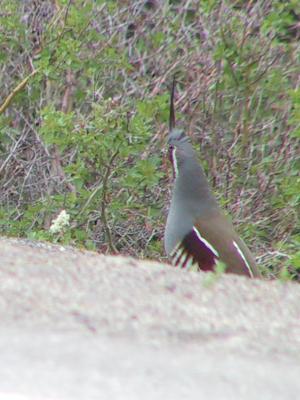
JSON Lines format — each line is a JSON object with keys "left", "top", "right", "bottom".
{"left": 177, "top": 250, "right": 188, "bottom": 268}
{"left": 170, "top": 242, "right": 180, "bottom": 257}
{"left": 233, "top": 241, "right": 254, "bottom": 278}
{"left": 176, "top": 255, "right": 186, "bottom": 269}
{"left": 170, "top": 241, "right": 180, "bottom": 257}
{"left": 178, "top": 252, "right": 190, "bottom": 269}
{"left": 185, "top": 257, "right": 195, "bottom": 271}
{"left": 172, "top": 147, "right": 179, "bottom": 178}
{"left": 172, "top": 246, "right": 184, "bottom": 266}
{"left": 193, "top": 227, "right": 219, "bottom": 258}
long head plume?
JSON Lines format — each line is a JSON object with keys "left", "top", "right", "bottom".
{"left": 169, "top": 76, "right": 176, "bottom": 132}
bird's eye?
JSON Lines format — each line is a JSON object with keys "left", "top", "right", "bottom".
{"left": 168, "top": 145, "right": 174, "bottom": 162}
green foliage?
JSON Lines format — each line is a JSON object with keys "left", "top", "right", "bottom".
{"left": 202, "top": 261, "right": 227, "bottom": 287}
{"left": 289, "top": 88, "right": 300, "bottom": 138}
{"left": 0, "top": 0, "right": 299, "bottom": 278}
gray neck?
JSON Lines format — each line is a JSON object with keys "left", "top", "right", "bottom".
{"left": 173, "top": 155, "right": 218, "bottom": 213}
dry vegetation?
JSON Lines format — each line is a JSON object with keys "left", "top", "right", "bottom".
{"left": 0, "top": 0, "right": 299, "bottom": 278}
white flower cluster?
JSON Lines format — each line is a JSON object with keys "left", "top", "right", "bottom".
{"left": 49, "top": 210, "right": 70, "bottom": 234}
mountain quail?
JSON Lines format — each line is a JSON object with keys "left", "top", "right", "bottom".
{"left": 164, "top": 79, "right": 261, "bottom": 278}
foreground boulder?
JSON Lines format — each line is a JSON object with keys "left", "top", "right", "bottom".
{"left": 0, "top": 237, "right": 299, "bottom": 400}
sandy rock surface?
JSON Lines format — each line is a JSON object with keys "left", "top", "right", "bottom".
{"left": 0, "top": 237, "right": 299, "bottom": 400}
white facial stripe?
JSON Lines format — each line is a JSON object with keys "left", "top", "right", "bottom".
{"left": 172, "top": 147, "right": 179, "bottom": 178}
{"left": 193, "top": 227, "right": 219, "bottom": 258}
{"left": 233, "top": 241, "right": 254, "bottom": 278}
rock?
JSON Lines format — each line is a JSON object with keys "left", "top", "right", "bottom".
{"left": 0, "top": 237, "right": 299, "bottom": 400}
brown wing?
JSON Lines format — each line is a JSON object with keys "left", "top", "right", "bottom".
{"left": 195, "top": 209, "right": 260, "bottom": 277}
{"left": 170, "top": 227, "right": 218, "bottom": 271}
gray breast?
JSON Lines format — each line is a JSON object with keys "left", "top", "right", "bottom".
{"left": 164, "top": 192, "right": 195, "bottom": 255}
